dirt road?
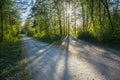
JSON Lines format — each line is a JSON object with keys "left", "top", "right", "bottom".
{"left": 22, "top": 35, "right": 120, "bottom": 80}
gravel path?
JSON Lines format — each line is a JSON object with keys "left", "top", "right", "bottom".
{"left": 22, "top": 35, "right": 120, "bottom": 80}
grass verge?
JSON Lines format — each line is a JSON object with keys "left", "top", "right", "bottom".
{"left": 78, "top": 37, "right": 120, "bottom": 50}
{"left": 0, "top": 37, "right": 30, "bottom": 80}
{"left": 34, "top": 36, "right": 61, "bottom": 45}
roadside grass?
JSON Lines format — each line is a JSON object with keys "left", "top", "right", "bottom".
{"left": 38, "top": 38, "right": 60, "bottom": 44}
{"left": 78, "top": 37, "right": 120, "bottom": 50}
{"left": 35, "top": 36, "right": 61, "bottom": 45}
{"left": 0, "top": 37, "right": 30, "bottom": 80}
{"left": 78, "top": 31, "right": 120, "bottom": 50}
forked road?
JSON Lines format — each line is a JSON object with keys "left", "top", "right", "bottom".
{"left": 22, "top": 35, "right": 120, "bottom": 80}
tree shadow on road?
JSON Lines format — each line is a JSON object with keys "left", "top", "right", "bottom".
{"left": 23, "top": 36, "right": 72, "bottom": 80}
{"left": 61, "top": 36, "right": 73, "bottom": 80}
{"left": 70, "top": 39, "right": 120, "bottom": 80}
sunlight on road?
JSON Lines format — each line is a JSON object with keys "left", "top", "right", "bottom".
{"left": 22, "top": 36, "right": 120, "bottom": 80}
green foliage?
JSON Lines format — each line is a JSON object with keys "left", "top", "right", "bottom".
{"left": 22, "top": 0, "right": 120, "bottom": 48}
{"left": 77, "top": 0, "right": 120, "bottom": 49}
{"left": 0, "top": 0, "right": 21, "bottom": 42}
{"left": 78, "top": 28, "right": 98, "bottom": 42}
{"left": 26, "top": 27, "right": 61, "bottom": 44}
{"left": 27, "top": 28, "right": 36, "bottom": 37}
{"left": 38, "top": 35, "right": 61, "bottom": 44}
{"left": 22, "top": 0, "right": 70, "bottom": 43}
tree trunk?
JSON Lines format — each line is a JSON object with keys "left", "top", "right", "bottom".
{"left": 0, "top": 5, "right": 4, "bottom": 41}
{"left": 90, "top": 1, "right": 96, "bottom": 32}
{"left": 101, "top": 0, "right": 114, "bottom": 31}
{"left": 74, "top": 0, "right": 77, "bottom": 36}
{"left": 81, "top": 4, "right": 85, "bottom": 32}
{"left": 98, "top": 0, "right": 102, "bottom": 32}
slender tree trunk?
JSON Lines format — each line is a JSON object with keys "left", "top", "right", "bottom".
{"left": 68, "top": 1, "right": 70, "bottom": 36}
{"left": 65, "top": 1, "right": 68, "bottom": 36}
{"left": 101, "top": 0, "right": 114, "bottom": 31}
{"left": 74, "top": 0, "right": 77, "bottom": 36}
{"left": 56, "top": 1, "right": 62, "bottom": 38}
{"left": 59, "top": 14, "right": 62, "bottom": 38}
{"left": 90, "top": 1, "right": 96, "bottom": 32}
{"left": 81, "top": 4, "right": 85, "bottom": 32}
{"left": 63, "top": 1, "right": 66, "bottom": 36}
{"left": 98, "top": 0, "right": 102, "bottom": 32}
{"left": 0, "top": 5, "right": 4, "bottom": 41}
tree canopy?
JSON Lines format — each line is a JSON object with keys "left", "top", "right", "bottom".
{"left": 22, "top": 0, "right": 120, "bottom": 47}
{"left": 0, "top": 0, "right": 120, "bottom": 47}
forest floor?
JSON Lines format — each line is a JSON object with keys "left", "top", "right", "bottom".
{"left": 22, "top": 35, "right": 120, "bottom": 80}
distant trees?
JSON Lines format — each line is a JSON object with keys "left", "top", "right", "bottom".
{"left": 24, "top": 0, "right": 120, "bottom": 45}
{"left": 26, "top": 0, "right": 66, "bottom": 40}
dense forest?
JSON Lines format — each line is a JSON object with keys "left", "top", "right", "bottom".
{"left": 0, "top": 0, "right": 120, "bottom": 46}
{"left": 0, "top": 0, "right": 120, "bottom": 80}
{"left": 0, "top": 0, "right": 28, "bottom": 80}
{"left": 23, "top": 0, "right": 120, "bottom": 47}
{"left": 0, "top": 0, "right": 21, "bottom": 41}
